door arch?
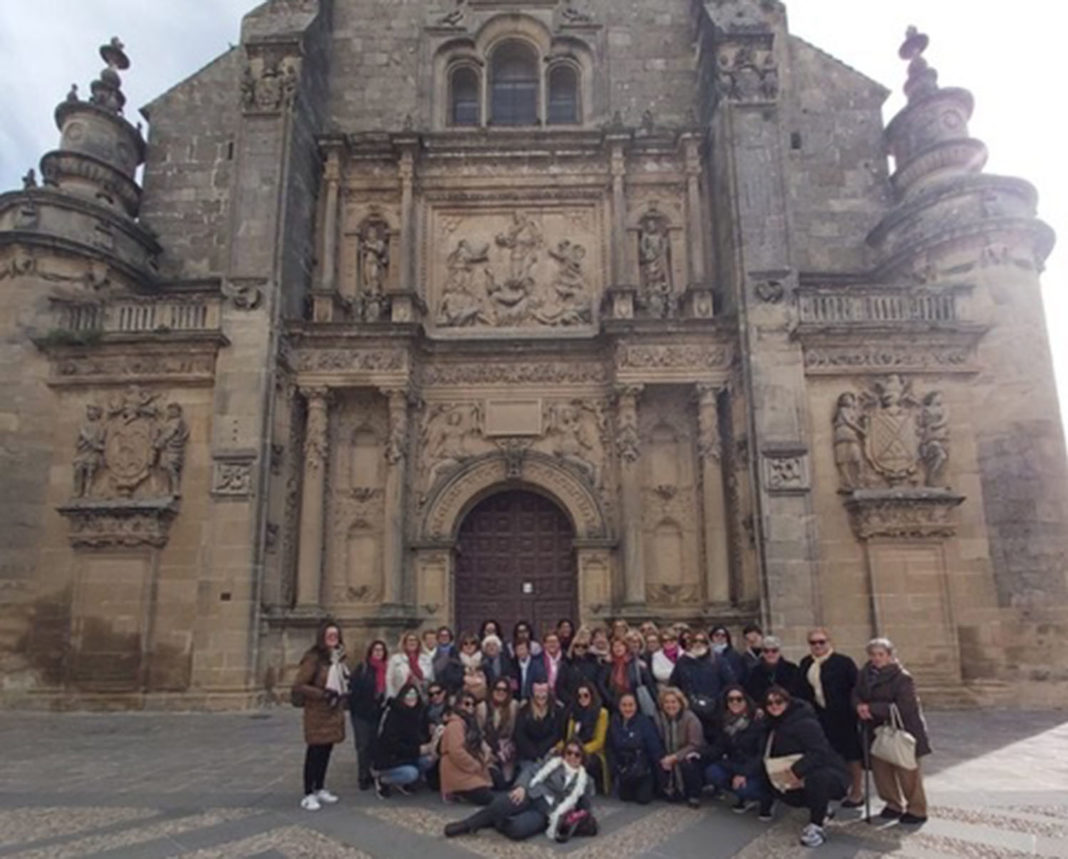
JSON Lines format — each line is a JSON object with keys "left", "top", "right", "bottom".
{"left": 454, "top": 489, "right": 576, "bottom": 638}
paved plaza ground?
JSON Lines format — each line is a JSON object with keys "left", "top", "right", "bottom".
{"left": 0, "top": 708, "right": 1065, "bottom": 858}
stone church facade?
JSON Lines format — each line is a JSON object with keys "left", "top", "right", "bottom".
{"left": 1, "top": 0, "right": 1066, "bottom": 708}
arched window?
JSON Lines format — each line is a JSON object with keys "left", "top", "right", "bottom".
{"left": 490, "top": 41, "right": 538, "bottom": 125}
{"left": 450, "top": 67, "right": 480, "bottom": 126}
{"left": 547, "top": 65, "right": 579, "bottom": 125}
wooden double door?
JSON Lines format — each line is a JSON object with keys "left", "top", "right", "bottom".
{"left": 454, "top": 490, "right": 576, "bottom": 639}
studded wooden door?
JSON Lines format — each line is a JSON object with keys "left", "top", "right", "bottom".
{"left": 454, "top": 490, "right": 576, "bottom": 639}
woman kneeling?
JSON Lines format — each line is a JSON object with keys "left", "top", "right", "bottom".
{"left": 444, "top": 740, "right": 596, "bottom": 842}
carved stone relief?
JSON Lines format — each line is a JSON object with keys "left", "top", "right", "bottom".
{"left": 71, "top": 387, "right": 189, "bottom": 500}
{"left": 356, "top": 214, "right": 391, "bottom": 321}
{"left": 762, "top": 448, "right": 810, "bottom": 493}
{"left": 717, "top": 41, "right": 778, "bottom": 103}
{"left": 419, "top": 402, "right": 492, "bottom": 501}
{"left": 211, "top": 451, "right": 256, "bottom": 498}
{"left": 803, "top": 343, "right": 976, "bottom": 375}
{"left": 240, "top": 58, "right": 298, "bottom": 113}
{"left": 832, "top": 375, "right": 951, "bottom": 490}
{"left": 637, "top": 204, "right": 674, "bottom": 318}
{"left": 431, "top": 208, "right": 600, "bottom": 331}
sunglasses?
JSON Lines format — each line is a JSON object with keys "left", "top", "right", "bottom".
{"left": 461, "top": 700, "right": 476, "bottom": 708}
{"left": 564, "top": 749, "right": 582, "bottom": 758}
{"left": 494, "top": 685, "right": 509, "bottom": 692}
{"left": 726, "top": 695, "right": 745, "bottom": 703}
{"left": 764, "top": 648, "right": 781, "bottom": 653}
{"left": 578, "top": 691, "right": 591, "bottom": 698}
{"left": 809, "top": 639, "right": 828, "bottom": 645}
{"left": 429, "top": 689, "right": 445, "bottom": 697}
{"left": 573, "top": 644, "right": 588, "bottom": 650}
{"left": 694, "top": 639, "right": 709, "bottom": 645}
{"left": 766, "top": 697, "right": 785, "bottom": 706}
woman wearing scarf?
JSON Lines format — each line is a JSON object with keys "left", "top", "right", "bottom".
{"left": 703, "top": 685, "right": 771, "bottom": 817}
{"left": 762, "top": 686, "right": 850, "bottom": 848}
{"left": 563, "top": 681, "right": 610, "bottom": 794}
{"left": 645, "top": 630, "right": 677, "bottom": 690}
{"left": 291, "top": 620, "right": 350, "bottom": 811}
{"left": 373, "top": 682, "right": 435, "bottom": 797}
{"left": 348, "top": 639, "right": 388, "bottom": 791}
{"left": 853, "top": 637, "right": 931, "bottom": 825}
{"left": 444, "top": 740, "right": 596, "bottom": 842}
{"left": 656, "top": 687, "right": 706, "bottom": 807}
{"left": 440, "top": 693, "right": 496, "bottom": 804}
{"left": 588, "top": 626, "right": 611, "bottom": 663}
{"left": 477, "top": 677, "right": 520, "bottom": 784}
{"left": 710, "top": 625, "right": 748, "bottom": 685}
{"left": 458, "top": 633, "right": 488, "bottom": 701}
{"left": 386, "top": 631, "right": 426, "bottom": 699}
{"left": 598, "top": 637, "right": 655, "bottom": 713}
{"left": 480, "top": 634, "right": 514, "bottom": 692}
{"left": 798, "top": 627, "right": 864, "bottom": 806}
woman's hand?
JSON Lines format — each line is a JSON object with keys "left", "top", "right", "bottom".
{"left": 732, "top": 775, "right": 747, "bottom": 790}
{"left": 509, "top": 786, "right": 526, "bottom": 804}
{"left": 781, "top": 770, "right": 803, "bottom": 790}
{"left": 660, "top": 754, "right": 676, "bottom": 770}
{"left": 857, "top": 703, "right": 872, "bottom": 720}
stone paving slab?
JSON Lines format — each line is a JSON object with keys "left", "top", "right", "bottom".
{"left": 0, "top": 709, "right": 1064, "bottom": 857}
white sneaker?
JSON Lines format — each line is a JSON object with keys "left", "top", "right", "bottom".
{"left": 800, "top": 823, "right": 825, "bottom": 848}
{"left": 316, "top": 789, "right": 339, "bottom": 804}
{"left": 300, "top": 793, "right": 322, "bottom": 811}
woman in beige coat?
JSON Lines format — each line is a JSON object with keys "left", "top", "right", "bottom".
{"left": 291, "top": 620, "right": 349, "bottom": 811}
{"left": 440, "top": 692, "right": 496, "bottom": 804}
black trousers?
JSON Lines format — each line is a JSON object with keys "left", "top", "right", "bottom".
{"left": 459, "top": 792, "right": 551, "bottom": 841}
{"left": 303, "top": 743, "right": 333, "bottom": 795}
{"left": 453, "top": 786, "right": 496, "bottom": 806}
{"left": 661, "top": 758, "right": 705, "bottom": 800}
{"left": 774, "top": 769, "right": 846, "bottom": 825}
{"left": 618, "top": 771, "right": 656, "bottom": 804}
{"left": 351, "top": 714, "right": 377, "bottom": 784}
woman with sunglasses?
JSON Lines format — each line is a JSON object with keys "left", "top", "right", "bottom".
{"left": 668, "top": 632, "right": 735, "bottom": 731}
{"left": 703, "top": 685, "right": 772, "bottom": 817}
{"left": 798, "top": 628, "right": 864, "bottom": 806}
{"left": 744, "top": 635, "right": 803, "bottom": 703}
{"left": 444, "top": 740, "right": 595, "bottom": 841}
{"left": 563, "top": 682, "right": 610, "bottom": 794}
{"left": 477, "top": 678, "right": 519, "bottom": 785}
{"left": 762, "top": 686, "right": 850, "bottom": 848}
{"left": 440, "top": 693, "right": 496, "bottom": 805}
{"left": 607, "top": 691, "right": 664, "bottom": 804}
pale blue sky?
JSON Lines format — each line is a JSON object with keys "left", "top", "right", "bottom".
{"left": 2, "top": 1, "right": 1064, "bottom": 428}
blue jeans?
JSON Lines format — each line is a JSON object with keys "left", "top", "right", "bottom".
{"left": 705, "top": 762, "right": 769, "bottom": 803}
{"left": 378, "top": 755, "right": 434, "bottom": 786}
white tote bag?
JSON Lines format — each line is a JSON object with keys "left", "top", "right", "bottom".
{"left": 762, "top": 732, "right": 804, "bottom": 792}
{"left": 870, "top": 703, "right": 918, "bottom": 770}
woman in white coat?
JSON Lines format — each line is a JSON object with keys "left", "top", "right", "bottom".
{"left": 387, "top": 630, "right": 430, "bottom": 699}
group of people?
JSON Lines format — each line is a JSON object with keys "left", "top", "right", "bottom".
{"left": 291, "top": 618, "right": 932, "bottom": 849}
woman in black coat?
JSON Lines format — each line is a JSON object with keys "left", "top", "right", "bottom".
{"left": 607, "top": 692, "right": 664, "bottom": 804}
{"left": 762, "top": 687, "right": 849, "bottom": 849}
{"left": 797, "top": 627, "right": 864, "bottom": 805}
{"left": 513, "top": 682, "right": 566, "bottom": 773}
{"left": 744, "top": 635, "right": 804, "bottom": 703}
{"left": 702, "top": 685, "right": 771, "bottom": 816}
{"left": 372, "top": 683, "right": 434, "bottom": 797}
{"left": 348, "top": 639, "right": 388, "bottom": 791}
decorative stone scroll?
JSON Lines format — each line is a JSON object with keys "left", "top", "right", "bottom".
{"left": 832, "top": 374, "right": 950, "bottom": 490}
{"left": 803, "top": 343, "right": 976, "bottom": 375}
{"left": 843, "top": 488, "right": 964, "bottom": 540}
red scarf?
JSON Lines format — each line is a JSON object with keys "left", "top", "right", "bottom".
{"left": 369, "top": 655, "right": 386, "bottom": 697}
{"left": 407, "top": 650, "right": 424, "bottom": 682}
{"left": 611, "top": 652, "right": 631, "bottom": 694}
{"left": 663, "top": 642, "right": 680, "bottom": 663}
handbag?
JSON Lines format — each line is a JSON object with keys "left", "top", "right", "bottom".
{"left": 871, "top": 703, "right": 918, "bottom": 770}
{"left": 555, "top": 808, "right": 598, "bottom": 842}
{"left": 762, "top": 731, "right": 804, "bottom": 792}
{"left": 617, "top": 746, "right": 650, "bottom": 783}
{"left": 290, "top": 687, "right": 306, "bottom": 708}
{"left": 690, "top": 694, "right": 717, "bottom": 722}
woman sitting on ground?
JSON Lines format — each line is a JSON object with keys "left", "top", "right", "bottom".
{"left": 440, "top": 692, "right": 496, "bottom": 805}
{"left": 853, "top": 637, "right": 931, "bottom": 825}
{"left": 762, "top": 685, "right": 850, "bottom": 848}
{"left": 656, "top": 687, "right": 707, "bottom": 808}
{"left": 703, "top": 684, "right": 771, "bottom": 817}
{"left": 444, "top": 740, "right": 596, "bottom": 842}
{"left": 372, "top": 682, "right": 435, "bottom": 798}
{"left": 514, "top": 681, "right": 566, "bottom": 776}
{"left": 607, "top": 692, "right": 664, "bottom": 805}
{"left": 563, "top": 681, "right": 610, "bottom": 794}
{"left": 477, "top": 677, "right": 519, "bottom": 785}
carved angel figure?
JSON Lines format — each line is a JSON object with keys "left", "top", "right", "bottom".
{"left": 438, "top": 239, "right": 492, "bottom": 326}
{"left": 832, "top": 392, "right": 865, "bottom": 490}
{"left": 546, "top": 401, "right": 599, "bottom": 486}
{"left": 421, "top": 403, "right": 483, "bottom": 499}
{"left": 154, "top": 403, "right": 190, "bottom": 496}
{"left": 537, "top": 240, "right": 592, "bottom": 326}
{"left": 73, "top": 404, "right": 106, "bottom": 497}
{"left": 918, "top": 391, "right": 950, "bottom": 487}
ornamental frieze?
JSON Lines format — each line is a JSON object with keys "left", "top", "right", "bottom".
{"left": 803, "top": 343, "right": 976, "bottom": 375}
{"left": 291, "top": 349, "right": 407, "bottom": 373}
{"left": 421, "top": 361, "right": 609, "bottom": 386}
{"left": 48, "top": 350, "right": 216, "bottom": 385}
{"left": 616, "top": 343, "right": 730, "bottom": 371}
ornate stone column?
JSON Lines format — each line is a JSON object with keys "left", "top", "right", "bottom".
{"left": 683, "top": 135, "right": 706, "bottom": 288}
{"left": 614, "top": 384, "right": 645, "bottom": 607}
{"left": 381, "top": 387, "right": 410, "bottom": 605}
{"left": 696, "top": 384, "right": 731, "bottom": 604}
{"left": 312, "top": 147, "right": 341, "bottom": 322}
{"left": 296, "top": 387, "right": 330, "bottom": 607}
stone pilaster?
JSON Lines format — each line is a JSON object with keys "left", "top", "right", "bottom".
{"left": 295, "top": 387, "right": 330, "bottom": 608}
{"left": 609, "top": 137, "right": 628, "bottom": 286}
{"left": 614, "top": 384, "right": 645, "bottom": 607}
{"left": 311, "top": 145, "right": 342, "bottom": 321}
{"left": 696, "top": 384, "right": 731, "bottom": 604}
{"left": 381, "top": 386, "right": 410, "bottom": 606}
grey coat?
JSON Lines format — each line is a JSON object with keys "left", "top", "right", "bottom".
{"left": 852, "top": 661, "right": 932, "bottom": 757}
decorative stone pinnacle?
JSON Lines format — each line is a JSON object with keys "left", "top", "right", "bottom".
{"left": 89, "top": 36, "right": 130, "bottom": 114}
{"left": 899, "top": 26, "right": 939, "bottom": 103}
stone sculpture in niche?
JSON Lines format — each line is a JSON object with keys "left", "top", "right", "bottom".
{"left": 71, "top": 387, "right": 190, "bottom": 499}
{"left": 357, "top": 217, "right": 391, "bottom": 321}
{"left": 832, "top": 375, "right": 951, "bottom": 490}
{"left": 637, "top": 205, "right": 673, "bottom": 318}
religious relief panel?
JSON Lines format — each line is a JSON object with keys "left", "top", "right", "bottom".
{"left": 418, "top": 402, "right": 494, "bottom": 503}
{"left": 536, "top": 400, "right": 608, "bottom": 490}
{"left": 428, "top": 206, "right": 603, "bottom": 333}
{"left": 832, "top": 374, "right": 951, "bottom": 491}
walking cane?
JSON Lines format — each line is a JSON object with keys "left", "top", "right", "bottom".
{"left": 861, "top": 722, "right": 872, "bottom": 824}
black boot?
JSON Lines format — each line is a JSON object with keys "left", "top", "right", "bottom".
{"left": 444, "top": 820, "right": 470, "bottom": 837}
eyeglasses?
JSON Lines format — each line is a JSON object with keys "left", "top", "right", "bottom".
{"left": 809, "top": 639, "right": 828, "bottom": 645}
{"left": 461, "top": 700, "right": 476, "bottom": 708}
{"left": 694, "top": 639, "right": 709, "bottom": 645}
{"left": 573, "top": 644, "right": 588, "bottom": 650}
{"left": 764, "top": 648, "right": 781, "bottom": 653}
{"left": 429, "top": 689, "right": 445, "bottom": 697}
{"left": 766, "top": 697, "right": 785, "bottom": 706}
{"left": 494, "top": 685, "right": 509, "bottom": 693}
{"left": 577, "top": 692, "right": 591, "bottom": 699}
{"left": 726, "top": 695, "right": 745, "bottom": 703}
{"left": 564, "top": 749, "right": 582, "bottom": 759}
